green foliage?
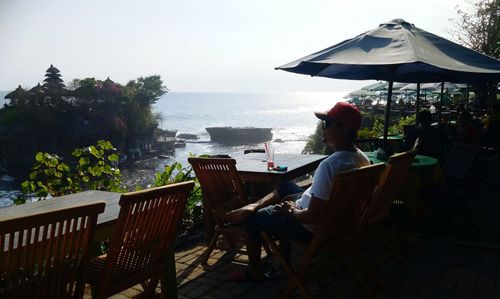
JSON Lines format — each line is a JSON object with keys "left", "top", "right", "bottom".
{"left": 0, "top": 65, "right": 168, "bottom": 172}
{"left": 72, "top": 140, "right": 123, "bottom": 192}
{"left": 451, "top": 0, "right": 499, "bottom": 59}
{"left": 154, "top": 155, "right": 203, "bottom": 231}
{"left": 358, "top": 115, "right": 415, "bottom": 139}
{"left": 303, "top": 115, "right": 416, "bottom": 153}
{"left": 358, "top": 119, "right": 384, "bottom": 139}
{"left": 20, "top": 140, "right": 124, "bottom": 203}
{"left": 302, "top": 121, "right": 326, "bottom": 154}
{"left": 388, "top": 115, "right": 416, "bottom": 136}
{"left": 20, "top": 153, "right": 76, "bottom": 201}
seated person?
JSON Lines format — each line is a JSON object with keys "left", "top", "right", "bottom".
{"left": 225, "top": 102, "right": 370, "bottom": 280}
{"left": 482, "top": 104, "right": 500, "bottom": 147}
{"left": 455, "top": 111, "right": 483, "bottom": 145}
{"left": 404, "top": 109, "right": 448, "bottom": 163}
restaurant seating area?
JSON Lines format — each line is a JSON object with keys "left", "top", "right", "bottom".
{"left": 80, "top": 148, "right": 500, "bottom": 299}
{"left": 2, "top": 145, "right": 500, "bottom": 298}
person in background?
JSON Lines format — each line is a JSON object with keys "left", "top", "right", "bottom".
{"left": 455, "top": 111, "right": 483, "bottom": 145}
{"left": 404, "top": 109, "right": 448, "bottom": 163}
{"left": 225, "top": 102, "right": 369, "bottom": 281}
{"left": 482, "top": 104, "right": 500, "bottom": 147}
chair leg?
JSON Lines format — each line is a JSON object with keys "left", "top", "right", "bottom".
{"left": 262, "top": 233, "right": 312, "bottom": 299}
{"left": 262, "top": 240, "right": 272, "bottom": 257}
{"left": 356, "top": 254, "right": 387, "bottom": 290}
{"left": 378, "top": 235, "right": 410, "bottom": 269}
{"left": 202, "top": 231, "right": 220, "bottom": 264}
{"left": 282, "top": 279, "right": 297, "bottom": 299}
{"left": 337, "top": 258, "right": 375, "bottom": 299}
{"left": 142, "top": 276, "right": 160, "bottom": 298}
{"left": 90, "top": 285, "right": 104, "bottom": 299}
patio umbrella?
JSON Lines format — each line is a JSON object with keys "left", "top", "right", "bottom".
{"left": 276, "top": 19, "right": 500, "bottom": 146}
{"left": 348, "top": 89, "right": 378, "bottom": 98}
{"left": 361, "top": 82, "right": 388, "bottom": 91}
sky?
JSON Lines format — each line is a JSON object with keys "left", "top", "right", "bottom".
{"left": 0, "top": 0, "right": 468, "bottom": 92}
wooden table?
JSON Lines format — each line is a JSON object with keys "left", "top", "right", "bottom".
{"left": 365, "top": 152, "right": 442, "bottom": 220}
{"left": 365, "top": 151, "right": 439, "bottom": 176}
{"left": 0, "top": 190, "right": 178, "bottom": 299}
{"left": 235, "top": 153, "right": 328, "bottom": 186}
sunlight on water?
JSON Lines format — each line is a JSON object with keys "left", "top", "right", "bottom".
{"left": 153, "top": 91, "right": 347, "bottom": 167}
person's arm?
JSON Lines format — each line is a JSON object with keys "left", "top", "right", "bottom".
{"left": 288, "top": 197, "right": 329, "bottom": 225}
{"left": 225, "top": 189, "right": 281, "bottom": 224}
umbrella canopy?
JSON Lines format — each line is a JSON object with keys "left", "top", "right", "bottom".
{"left": 348, "top": 89, "right": 378, "bottom": 97}
{"left": 277, "top": 19, "right": 500, "bottom": 83}
{"left": 400, "top": 83, "right": 434, "bottom": 91}
{"left": 361, "top": 81, "right": 388, "bottom": 91}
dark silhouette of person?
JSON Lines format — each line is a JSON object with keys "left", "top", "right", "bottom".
{"left": 404, "top": 109, "right": 448, "bottom": 163}
{"left": 455, "top": 111, "right": 483, "bottom": 145}
{"left": 483, "top": 104, "right": 500, "bottom": 147}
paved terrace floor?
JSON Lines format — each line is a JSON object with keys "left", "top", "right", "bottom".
{"left": 82, "top": 232, "right": 500, "bottom": 299}
{"left": 84, "top": 156, "right": 500, "bottom": 299}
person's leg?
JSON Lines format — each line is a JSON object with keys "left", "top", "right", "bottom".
{"left": 277, "top": 181, "right": 303, "bottom": 199}
{"left": 243, "top": 205, "right": 313, "bottom": 279}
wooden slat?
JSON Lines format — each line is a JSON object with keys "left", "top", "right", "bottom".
{"left": 262, "top": 164, "right": 385, "bottom": 298}
{"left": 0, "top": 201, "right": 105, "bottom": 299}
{"left": 87, "top": 181, "right": 194, "bottom": 298}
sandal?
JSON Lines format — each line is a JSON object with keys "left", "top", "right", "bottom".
{"left": 229, "top": 264, "right": 277, "bottom": 282}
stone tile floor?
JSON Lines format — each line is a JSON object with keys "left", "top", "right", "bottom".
{"left": 84, "top": 154, "right": 500, "bottom": 298}
{"left": 84, "top": 233, "right": 500, "bottom": 299}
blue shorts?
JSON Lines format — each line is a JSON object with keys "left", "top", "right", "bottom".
{"left": 243, "top": 182, "right": 313, "bottom": 244}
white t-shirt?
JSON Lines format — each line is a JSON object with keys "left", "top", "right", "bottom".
{"left": 295, "top": 149, "right": 370, "bottom": 210}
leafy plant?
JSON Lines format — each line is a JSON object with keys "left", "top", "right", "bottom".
{"left": 302, "top": 121, "right": 326, "bottom": 154}
{"left": 20, "top": 153, "right": 76, "bottom": 202}
{"left": 388, "top": 115, "right": 416, "bottom": 136}
{"left": 72, "top": 140, "right": 122, "bottom": 192}
{"left": 154, "top": 156, "right": 203, "bottom": 231}
{"left": 20, "top": 140, "right": 124, "bottom": 203}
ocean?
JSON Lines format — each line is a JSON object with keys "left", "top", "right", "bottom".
{"left": 153, "top": 91, "right": 345, "bottom": 168}
{"left": 0, "top": 91, "right": 347, "bottom": 198}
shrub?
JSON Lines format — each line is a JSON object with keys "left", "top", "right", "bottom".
{"left": 154, "top": 157, "right": 203, "bottom": 232}
{"left": 20, "top": 140, "right": 124, "bottom": 203}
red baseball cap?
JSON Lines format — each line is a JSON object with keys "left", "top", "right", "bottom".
{"left": 314, "top": 102, "right": 362, "bottom": 132}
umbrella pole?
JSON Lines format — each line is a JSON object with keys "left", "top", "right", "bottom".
{"left": 465, "top": 84, "right": 469, "bottom": 110}
{"left": 416, "top": 83, "right": 421, "bottom": 124}
{"left": 383, "top": 81, "right": 394, "bottom": 150}
{"left": 439, "top": 81, "right": 445, "bottom": 121}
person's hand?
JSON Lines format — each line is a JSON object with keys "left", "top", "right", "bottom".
{"left": 275, "top": 200, "right": 296, "bottom": 215}
{"left": 225, "top": 205, "right": 256, "bottom": 224}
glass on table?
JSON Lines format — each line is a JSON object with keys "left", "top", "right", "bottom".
{"left": 264, "top": 142, "right": 274, "bottom": 171}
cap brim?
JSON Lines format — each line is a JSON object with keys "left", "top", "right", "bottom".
{"left": 314, "top": 111, "right": 329, "bottom": 121}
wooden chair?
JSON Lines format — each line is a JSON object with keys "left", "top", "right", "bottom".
{"left": 428, "top": 143, "right": 480, "bottom": 234}
{"left": 86, "top": 181, "right": 194, "bottom": 299}
{"left": 362, "top": 150, "right": 417, "bottom": 225}
{"left": 188, "top": 157, "right": 253, "bottom": 263}
{"left": 0, "top": 201, "right": 105, "bottom": 299}
{"left": 261, "top": 163, "right": 385, "bottom": 299}
{"left": 360, "top": 151, "right": 417, "bottom": 269}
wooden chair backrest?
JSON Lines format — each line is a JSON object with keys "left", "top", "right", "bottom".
{"left": 100, "top": 181, "right": 194, "bottom": 293}
{"left": 0, "top": 201, "right": 105, "bottom": 299}
{"left": 188, "top": 157, "right": 248, "bottom": 218}
{"left": 313, "top": 163, "right": 385, "bottom": 247}
{"left": 362, "top": 151, "right": 416, "bottom": 225}
{"left": 443, "top": 143, "right": 478, "bottom": 181}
